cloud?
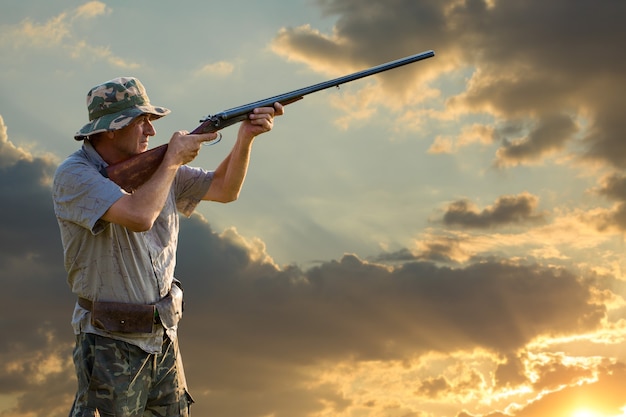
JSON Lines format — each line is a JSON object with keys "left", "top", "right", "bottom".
{"left": 445, "top": 0, "right": 626, "bottom": 168}
{"left": 530, "top": 357, "right": 595, "bottom": 392}
{"left": 494, "top": 354, "right": 528, "bottom": 388}
{"left": 271, "top": 0, "right": 626, "bottom": 169}
{"left": 414, "top": 233, "right": 474, "bottom": 264}
{"left": 195, "top": 60, "right": 236, "bottom": 77}
{"left": 270, "top": 14, "right": 441, "bottom": 128}
{"left": 585, "top": 173, "right": 626, "bottom": 233}
{"left": 429, "top": 123, "right": 496, "bottom": 154}
{"left": 0, "top": 2, "right": 107, "bottom": 48}
{"left": 174, "top": 233, "right": 608, "bottom": 415}
{"left": 514, "top": 362, "right": 626, "bottom": 417}
{"left": 271, "top": 25, "right": 350, "bottom": 75}
{"left": 493, "top": 114, "right": 578, "bottom": 167}
{"left": 176, "top": 214, "right": 605, "bottom": 362}
{"left": 408, "top": 205, "right": 617, "bottom": 267}
{"left": 0, "top": 1, "right": 137, "bottom": 69}
{"left": 2, "top": 1, "right": 626, "bottom": 415}
{"left": 0, "top": 110, "right": 622, "bottom": 417}
{"left": 0, "top": 115, "right": 75, "bottom": 417}
{"left": 0, "top": 116, "right": 32, "bottom": 167}
{"left": 73, "top": 1, "right": 109, "bottom": 20}
{"left": 442, "top": 192, "right": 546, "bottom": 229}
{"left": 0, "top": 15, "right": 70, "bottom": 48}
{"left": 596, "top": 173, "right": 626, "bottom": 202}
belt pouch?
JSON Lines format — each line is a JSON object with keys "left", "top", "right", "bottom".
{"left": 91, "top": 300, "right": 155, "bottom": 333}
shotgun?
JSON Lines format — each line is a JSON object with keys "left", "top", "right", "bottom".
{"left": 105, "top": 50, "right": 435, "bottom": 192}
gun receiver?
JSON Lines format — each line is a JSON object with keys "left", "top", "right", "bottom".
{"left": 105, "top": 50, "right": 435, "bottom": 192}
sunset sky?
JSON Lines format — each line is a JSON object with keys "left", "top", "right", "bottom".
{"left": 1, "top": 1, "right": 626, "bottom": 416}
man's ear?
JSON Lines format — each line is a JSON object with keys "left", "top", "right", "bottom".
{"left": 89, "top": 131, "right": 114, "bottom": 147}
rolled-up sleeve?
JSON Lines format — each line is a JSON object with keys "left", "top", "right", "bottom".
{"left": 53, "top": 157, "right": 125, "bottom": 235}
{"left": 173, "top": 165, "right": 214, "bottom": 217}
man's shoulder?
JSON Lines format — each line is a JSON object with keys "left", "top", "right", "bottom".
{"left": 55, "top": 143, "right": 106, "bottom": 177}
{"left": 58, "top": 144, "right": 91, "bottom": 166}
{"left": 52, "top": 147, "right": 113, "bottom": 200}
{"left": 54, "top": 148, "right": 92, "bottom": 180}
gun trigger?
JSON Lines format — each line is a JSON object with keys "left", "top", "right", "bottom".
{"left": 202, "top": 132, "right": 222, "bottom": 146}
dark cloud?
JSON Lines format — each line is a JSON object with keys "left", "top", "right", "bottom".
{"left": 446, "top": 0, "right": 626, "bottom": 167}
{"left": 494, "top": 354, "right": 527, "bottom": 388}
{"left": 370, "top": 248, "right": 420, "bottom": 263}
{"left": 442, "top": 193, "right": 545, "bottom": 229}
{"left": 418, "top": 370, "right": 483, "bottom": 400}
{"left": 583, "top": 92, "right": 626, "bottom": 169}
{"left": 596, "top": 173, "right": 626, "bottom": 202}
{"left": 531, "top": 360, "right": 594, "bottom": 392}
{"left": 275, "top": 0, "right": 626, "bottom": 168}
{"left": 592, "top": 202, "right": 626, "bottom": 232}
{"left": 418, "top": 376, "right": 451, "bottom": 398}
{"left": 589, "top": 173, "right": 626, "bottom": 232}
{"left": 0, "top": 116, "right": 615, "bottom": 417}
{"left": 0, "top": 125, "right": 72, "bottom": 349}
{"left": 0, "top": 121, "right": 75, "bottom": 417}
{"left": 494, "top": 114, "right": 578, "bottom": 167}
{"left": 372, "top": 244, "right": 476, "bottom": 267}
{"left": 316, "top": 0, "right": 445, "bottom": 68}
{"left": 3, "top": 0, "right": 626, "bottom": 415}
{"left": 173, "top": 214, "right": 605, "bottom": 417}
{"left": 180, "top": 237, "right": 604, "bottom": 361}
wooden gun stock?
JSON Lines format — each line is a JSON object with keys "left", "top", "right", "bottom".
{"left": 104, "top": 96, "right": 304, "bottom": 192}
{"left": 105, "top": 144, "right": 169, "bottom": 193}
{"left": 104, "top": 50, "right": 435, "bottom": 192}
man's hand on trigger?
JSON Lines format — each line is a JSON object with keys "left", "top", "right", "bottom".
{"left": 166, "top": 130, "right": 219, "bottom": 166}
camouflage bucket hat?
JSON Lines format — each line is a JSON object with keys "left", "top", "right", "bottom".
{"left": 74, "top": 76, "right": 170, "bottom": 140}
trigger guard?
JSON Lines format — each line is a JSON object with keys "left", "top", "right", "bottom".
{"left": 202, "top": 132, "right": 222, "bottom": 146}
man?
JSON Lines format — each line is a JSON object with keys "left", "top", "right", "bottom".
{"left": 52, "top": 76, "right": 283, "bottom": 417}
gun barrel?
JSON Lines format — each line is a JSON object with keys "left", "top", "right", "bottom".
{"left": 216, "top": 50, "right": 435, "bottom": 120}
{"left": 107, "top": 49, "right": 435, "bottom": 192}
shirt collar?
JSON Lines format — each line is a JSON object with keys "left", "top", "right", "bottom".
{"left": 81, "top": 140, "right": 109, "bottom": 177}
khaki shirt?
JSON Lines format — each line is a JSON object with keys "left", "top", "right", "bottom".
{"left": 52, "top": 141, "right": 213, "bottom": 353}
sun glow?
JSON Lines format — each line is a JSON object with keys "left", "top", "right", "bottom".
{"left": 572, "top": 410, "right": 600, "bottom": 417}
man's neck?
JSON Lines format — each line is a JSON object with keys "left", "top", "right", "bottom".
{"left": 90, "top": 135, "right": 128, "bottom": 165}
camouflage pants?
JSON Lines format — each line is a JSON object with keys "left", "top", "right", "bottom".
{"left": 69, "top": 332, "right": 193, "bottom": 417}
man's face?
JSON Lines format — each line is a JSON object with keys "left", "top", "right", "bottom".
{"left": 111, "top": 114, "right": 156, "bottom": 157}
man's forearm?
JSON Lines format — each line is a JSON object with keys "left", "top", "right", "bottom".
{"left": 202, "top": 105, "right": 279, "bottom": 202}
{"left": 102, "top": 156, "right": 180, "bottom": 232}
{"left": 203, "top": 134, "right": 255, "bottom": 203}
{"left": 132, "top": 157, "right": 180, "bottom": 219}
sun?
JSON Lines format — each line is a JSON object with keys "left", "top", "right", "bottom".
{"left": 572, "top": 410, "right": 600, "bottom": 417}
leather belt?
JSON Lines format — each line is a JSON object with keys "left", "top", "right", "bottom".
{"left": 77, "top": 297, "right": 161, "bottom": 327}
{"left": 78, "top": 297, "right": 93, "bottom": 311}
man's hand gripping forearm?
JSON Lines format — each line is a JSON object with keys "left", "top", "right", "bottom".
{"left": 101, "top": 130, "right": 218, "bottom": 232}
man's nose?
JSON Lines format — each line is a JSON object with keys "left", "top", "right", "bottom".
{"left": 145, "top": 120, "right": 156, "bottom": 135}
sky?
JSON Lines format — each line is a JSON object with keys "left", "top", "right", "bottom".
{"left": 1, "top": 0, "right": 626, "bottom": 416}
